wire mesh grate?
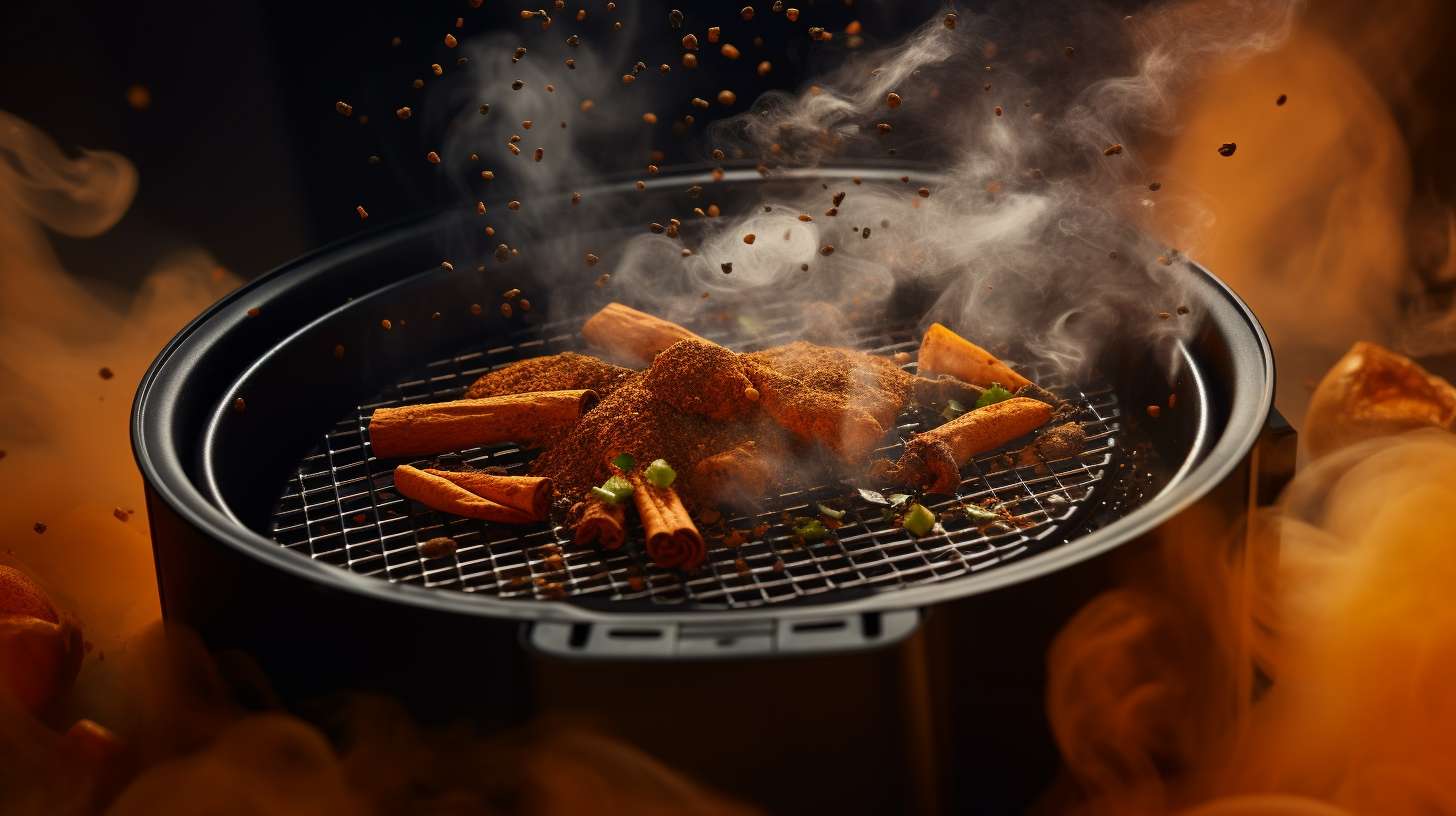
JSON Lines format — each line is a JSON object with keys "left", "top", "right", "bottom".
{"left": 269, "top": 306, "right": 1122, "bottom": 609}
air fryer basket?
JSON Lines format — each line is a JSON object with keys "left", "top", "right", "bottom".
{"left": 135, "top": 166, "right": 1278, "bottom": 661}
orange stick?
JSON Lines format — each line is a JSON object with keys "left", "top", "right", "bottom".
{"left": 574, "top": 494, "right": 626, "bottom": 550}
{"left": 369, "top": 390, "right": 597, "bottom": 458}
{"left": 581, "top": 302, "right": 706, "bottom": 366}
{"left": 917, "top": 323, "right": 1032, "bottom": 390}
{"left": 629, "top": 474, "right": 706, "bottom": 570}
{"left": 394, "top": 465, "right": 552, "bottom": 523}
{"left": 894, "top": 397, "right": 1053, "bottom": 493}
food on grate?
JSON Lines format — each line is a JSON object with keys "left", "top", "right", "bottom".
{"left": 643, "top": 339, "right": 759, "bottom": 421}
{"left": 571, "top": 493, "right": 626, "bottom": 550}
{"left": 917, "top": 322, "right": 1032, "bottom": 390}
{"left": 465, "top": 352, "right": 633, "bottom": 400}
{"left": 692, "top": 441, "right": 775, "bottom": 506}
{"left": 1028, "top": 421, "right": 1087, "bottom": 462}
{"left": 892, "top": 397, "right": 1054, "bottom": 493}
{"left": 746, "top": 361, "right": 888, "bottom": 462}
{"left": 629, "top": 472, "right": 706, "bottom": 570}
{"left": 394, "top": 465, "right": 552, "bottom": 523}
{"left": 580, "top": 302, "right": 707, "bottom": 365}
{"left": 369, "top": 390, "right": 598, "bottom": 457}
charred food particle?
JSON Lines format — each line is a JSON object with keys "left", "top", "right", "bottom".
{"left": 1064, "top": 45, "right": 1076, "bottom": 58}
{"left": 478, "top": 104, "right": 490, "bottom": 116}
{"left": 34, "top": 522, "right": 46, "bottom": 534}
{"left": 512, "top": 46, "right": 526, "bottom": 62}
{"left": 877, "top": 122, "right": 893, "bottom": 134}
{"left": 512, "top": 80, "right": 525, "bottom": 90}
{"left": 887, "top": 92, "right": 902, "bottom": 108}
{"left": 566, "top": 34, "right": 580, "bottom": 47}
{"left": 571, "top": 192, "right": 582, "bottom": 205}
{"left": 395, "top": 106, "right": 413, "bottom": 121}
{"left": 994, "top": 106, "right": 1003, "bottom": 117}
{"left": 98, "top": 366, "right": 115, "bottom": 380}
{"left": 426, "top": 151, "right": 441, "bottom": 164}
{"left": 635, "top": 180, "right": 646, "bottom": 191}
{"left": 721, "top": 262, "right": 733, "bottom": 274}
{"left": 917, "top": 187, "right": 930, "bottom": 198}
{"left": 431, "top": 63, "right": 444, "bottom": 76}
{"left": 649, "top": 222, "right": 665, "bottom": 233}
{"left": 334, "top": 100, "right": 353, "bottom": 117}
{"left": 658, "top": 63, "right": 671, "bottom": 74}
{"left": 1218, "top": 142, "right": 1237, "bottom": 157}
{"left": 833, "top": 191, "right": 845, "bottom": 206}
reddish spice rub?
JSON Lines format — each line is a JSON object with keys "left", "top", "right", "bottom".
{"left": 466, "top": 352, "right": 633, "bottom": 400}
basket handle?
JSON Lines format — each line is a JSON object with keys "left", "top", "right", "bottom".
{"left": 525, "top": 608, "right": 921, "bottom": 659}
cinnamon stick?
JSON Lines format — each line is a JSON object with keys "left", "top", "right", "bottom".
{"left": 573, "top": 494, "right": 626, "bottom": 551}
{"left": 581, "top": 302, "right": 706, "bottom": 366}
{"left": 917, "top": 323, "right": 1032, "bottom": 390}
{"left": 369, "top": 390, "right": 598, "bottom": 458}
{"left": 893, "top": 397, "right": 1053, "bottom": 493}
{"left": 394, "top": 465, "right": 552, "bottom": 523}
{"left": 628, "top": 473, "right": 706, "bottom": 570}
{"left": 692, "top": 441, "right": 774, "bottom": 506}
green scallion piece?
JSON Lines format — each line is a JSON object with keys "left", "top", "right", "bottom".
{"left": 816, "top": 503, "right": 844, "bottom": 520}
{"left": 903, "top": 503, "right": 936, "bottom": 537}
{"left": 610, "top": 452, "right": 636, "bottom": 472}
{"left": 975, "top": 383, "right": 1014, "bottom": 409}
{"left": 645, "top": 458, "right": 676, "bottom": 488}
{"left": 591, "top": 486, "right": 619, "bottom": 503}
{"left": 793, "top": 517, "right": 829, "bottom": 542}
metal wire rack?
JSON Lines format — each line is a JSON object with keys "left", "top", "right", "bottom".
{"left": 269, "top": 306, "right": 1122, "bottom": 610}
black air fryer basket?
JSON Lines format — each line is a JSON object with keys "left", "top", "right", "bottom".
{"left": 133, "top": 166, "right": 1289, "bottom": 812}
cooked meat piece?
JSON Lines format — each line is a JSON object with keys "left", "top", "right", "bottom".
{"left": 643, "top": 338, "right": 759, "bottom": 421}
{"left": 744, "top": 341, "right": 914, "bottom": 428}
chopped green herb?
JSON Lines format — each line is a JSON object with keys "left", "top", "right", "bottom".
{"left": 857, "top": 488, "right": 889, "bottom": 505}
{"left": 645, "top": 458, "right": 677, "bottom": 488}
{"left": 975, "top": 383, "right": 1014, "bottom": 409}
{"left": 887, "top": 493, "right": 912, "bottom": 508}
{"left": 593, "top": 474, "right": 634, "bottom": 504}
{"left": 941, "top": 399, "right": 967, "bottom": 421}
{"left": 610, "top": 452, "right": 636, "bottom": 471}
{"left": 961, "top": 504, "right": 1003, "bottom": 524}
{"left": 792, "top": 516, "right": 829, "bottom": 541}
{"left": 903, "top": 503, "right": 936, "bottom": 537}
{"left": 816, "top": 503, "right": 844, "bottom": 520}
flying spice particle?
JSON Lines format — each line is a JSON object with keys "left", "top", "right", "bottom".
{"left": 520, "top": 10, "right": 536, "bottom": 19}
{"left": 741, "top": 6, "right": 755, "bottom": 21}
{"left": 335, "top": 100, "right": 353, "bottom": 117}
{"left": 391, "top": 35, "right": 402, "bottom": 47}
{"left": 500, "top": 303, "right": 514, "bottom": 318}
{"left": 126, "top": 84, "right": 151, "bottom": 110}
{"left": 503, "top": 288, "right": 522, "bottom": 299}
{"left": 534, "top": 147, "right": 544, "bottom": 161}
{"left": 441, "top": 261, "right": 455, "bottom": 272}
{"left": 518, "top": 299, "right": 531, "bottom": 312}
{"left": 708, "top": 26, "right": 721, "bottom": 43}
{"left": 862, "top": 227, "right": 870, "bottom": 238}
{"left": 334, "top": 344, "right": 345, "bottom": 360}
{"left": 682, "top": 33, "right": 699, "bottom": 50}
{"left": 683, "top": 53, "right": 699, "bottom": 68}
{"left": 669, "top": 9, "right": 684, "bottom": 28}
{"left": 717, "top": 90, "right": 737, "bottom": 105}
{"left": 431, "top": 63, "right": 444, "bottom": 76}
{"left": 1276, "top": 93, "right": 1288, "bottom": 106}
{"left": 1217, "top": 142, "right": 1237, "bottom": 157}
{"left": 585, "top": 253, "right": 600, "bottom": 266}
{"left": 426, "top": 151, "right": 441, "bottom": 164}
{"left": 833, "top": 191, "right": 845, "bottom": 206}
{"left": 944, "top": 12, "right": 958, "bottom": 29}
{"left": 565, "top": 58, "right": 577, "bottom": 69}
{"left": 396, "top": 106, "right": 413, "bottom": 120}
{"left": 757, "top": 60, "right": 772, "bottom": 77}
{"left": 887, "top": 92, "right": 902, "bottom": 108}
{"left": 721, "top": 262, "right": 733, "bottom": 274}
{"left": 470, "top": 303, "right": 483, "bottom": 316}
{"left": 508, "top": 144, "right": 520, "bottom": 155}
{"left": 743, "top": 233, "right": 756, "bottom": 244}
{"left": 513, "top": 47, "right": 527, "bottom": 62}
{"left": 1148, "top": 181, "right": 1162, "bottom": 191}
{"left": 445, "top": 33, "right": 458, "bottom": 48}
{"left": 1064, "top": 46, "right": 1076, "bottom": 58}
{"left": 419, "top": 536, "right": 458, "bottom": 558}
{"left": 786, "top": 8, "right": 800, "bottom": 22}
{"left": 512, "top": 80, "right": 525, "bottom": 90}
{"left": 413, "top": 79, "right": 425, "bottom": 89}
{"left": 621, "top": 74, "right": 635, "bottom": 85}
{"left": 820, "top": 245, "right": 834, "bottom": 255}
{"left": 877, "top": 122, "right": 892, "bottom": 133}
{"left": 367, "top": 155, "right": 380, "bottom": 165}
{"left": 571, "top": 192, "right": 582, "bottom": 204}
{"left": 635, "top": 180, "right": 646, "bottom": 191}
{"left": 522, "top": 119, "right": 533, "bottom": 129}
{"left": 994, "top": 106, "right": 1003, "bottom": 117}
{"left": 508, "top": 200, "right": 521, "bottom": 210}
{"left": 692, "top": 97, "right": 710, "bottom": 109}
{"left": 481, "top": 169, "right": 495, "bottom": 181}
{"left": 1103, "top": 143, "right": 1124, "bottom": 156}
{"left": 479, "top": 104, "right": 491, "bottom": 116}
{"left": 356, "top": 205, "right": 369, "bottom": 220}
{"left": 612, "top": 21, "right": 622, "bottom": 31}
{"left": 650, "top": 222, "right": 665, "bottom": 233}
{"left": 721, "top": 43, "right": 740, "bottom": 59}
{"left": 234, "top": 397, "right": 247, "bottom": 412}
{"left": 99, "top": 366, "right": 115, "bottom": 379}
{"left": 34, "top": 522, "right": 47, "bottom": 534}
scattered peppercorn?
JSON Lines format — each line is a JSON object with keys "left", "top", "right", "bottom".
{"left": 1218, "top": 142, "right": 1237, "bottom": 157}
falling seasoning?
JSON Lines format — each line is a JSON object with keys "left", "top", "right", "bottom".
{"left": 1146, "top": 404, "right": 1162, "bottom": 418}
{"left": 721, "top": 262, "right": 733, "bottom": 274}
{"left": 820, "top": 245, "right": 834, "bottom": 255}
{"left": 743, "top": 233, "right": 756, "bottom": 244}
{"left": 887, "top": 92, "right": 902, "bottom": 108}
{"left": 721, "top": 43, "right": 740, "bottom": 59}
{"left": 512, "top": 80, "right": 525, "bottom": 90}
{"left": 513, "top": 46, "right": 526, "bottom": 62}
{"left": 877, "top": 122, "right": 893, "bottom": 133}
{"left": 1103, "top": 143, "right": 1124, "bottom": 156}
{"left": 1218, "top": 142, "right": 1238, "bottom": 157}
{"left": 585, "top": 252, "right": 600, "bottom": 266}
{"left": 944, "top": 12, "right": 958, "bottom": 29}
{"left": 33, "top": 522, "right": 47, "bottom": 535}
{"left": 441, "top": 261, "right": 455, "bottom": 272}
{"left": 1276, "top": 93, "right": 1288, "bottom": 106}
{"left": 426, "top": 151, "right": 441, "bottom": 164}
{"left": 1148, "top": 181, "right": 1162, "bottom": 192}
{"left": 444, "top": 33, "right": 458, "bottom": 48}
{"left": 126, "top": 84, "right": 152, "bottom": 110}
{"left": 431, "top": 63, "right": 444, "bottom": 76}
{"left": 98, "top": 366, "right": 115, "bottom": 379}
{"left": 508, "top": 200, "right": 521, "bottom": 210}
{"left": 470, "top": 303, "right": 483, "bottom": 316}
{"left": 571, "top": 192, "right": 582, "bottom": 205}
{"left": 786, "top": 8, "right": 800, "bottom": 22}
{"left": 757, "top": 60, "right": 772, "bottom": 77}
{"left": 233, "top": 397, "right": 247, "bottom": 412}
{"left": 683, "top": 53, "right": 699, "bottom": 68}
{"left": 500, "top": 302, "right": 514, "bottom": 318}
{"left": 518, "top": 299, "right": 531, "bottom": 312}
{"left": 113, "top": 508, "right": 130, "bottom": 523}
{"left": 683, "top": 33, "right": 699, "bottom": 50}
{"left": 534, "top": 147, "right": 544, "bottom": 161}
{"left": 718, "top": 90, "right": 738, "bottom": 105}
{"left": 741, "top": 6, "right": 755, "bottom": 21}
{"left": 669, "top": 8, "right": 684, "bottom": 29}
{"left": 334, "top": 100, "right": 353, "bottom": 117}
{"left": 708, "top": 26, "right": 721, "bottom": 43}
{"left": 245, "top": 307, "right": 261, "bottom": 318}
{"left": 333, "top": 344, "right": 345, "bottom": 360}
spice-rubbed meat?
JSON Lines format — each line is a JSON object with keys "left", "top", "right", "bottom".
{"left": 743, "top": 341, "right": 915, "bottom": 428}
{"left": 643, "top": 338, "right": 760, "bottom": 421}
{"left": 465, "top": 352, "right": 633, "bottom": 400}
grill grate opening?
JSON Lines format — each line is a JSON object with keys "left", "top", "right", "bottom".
{"left": 269, "top": 305, "right": 1122, "bottom": 610}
